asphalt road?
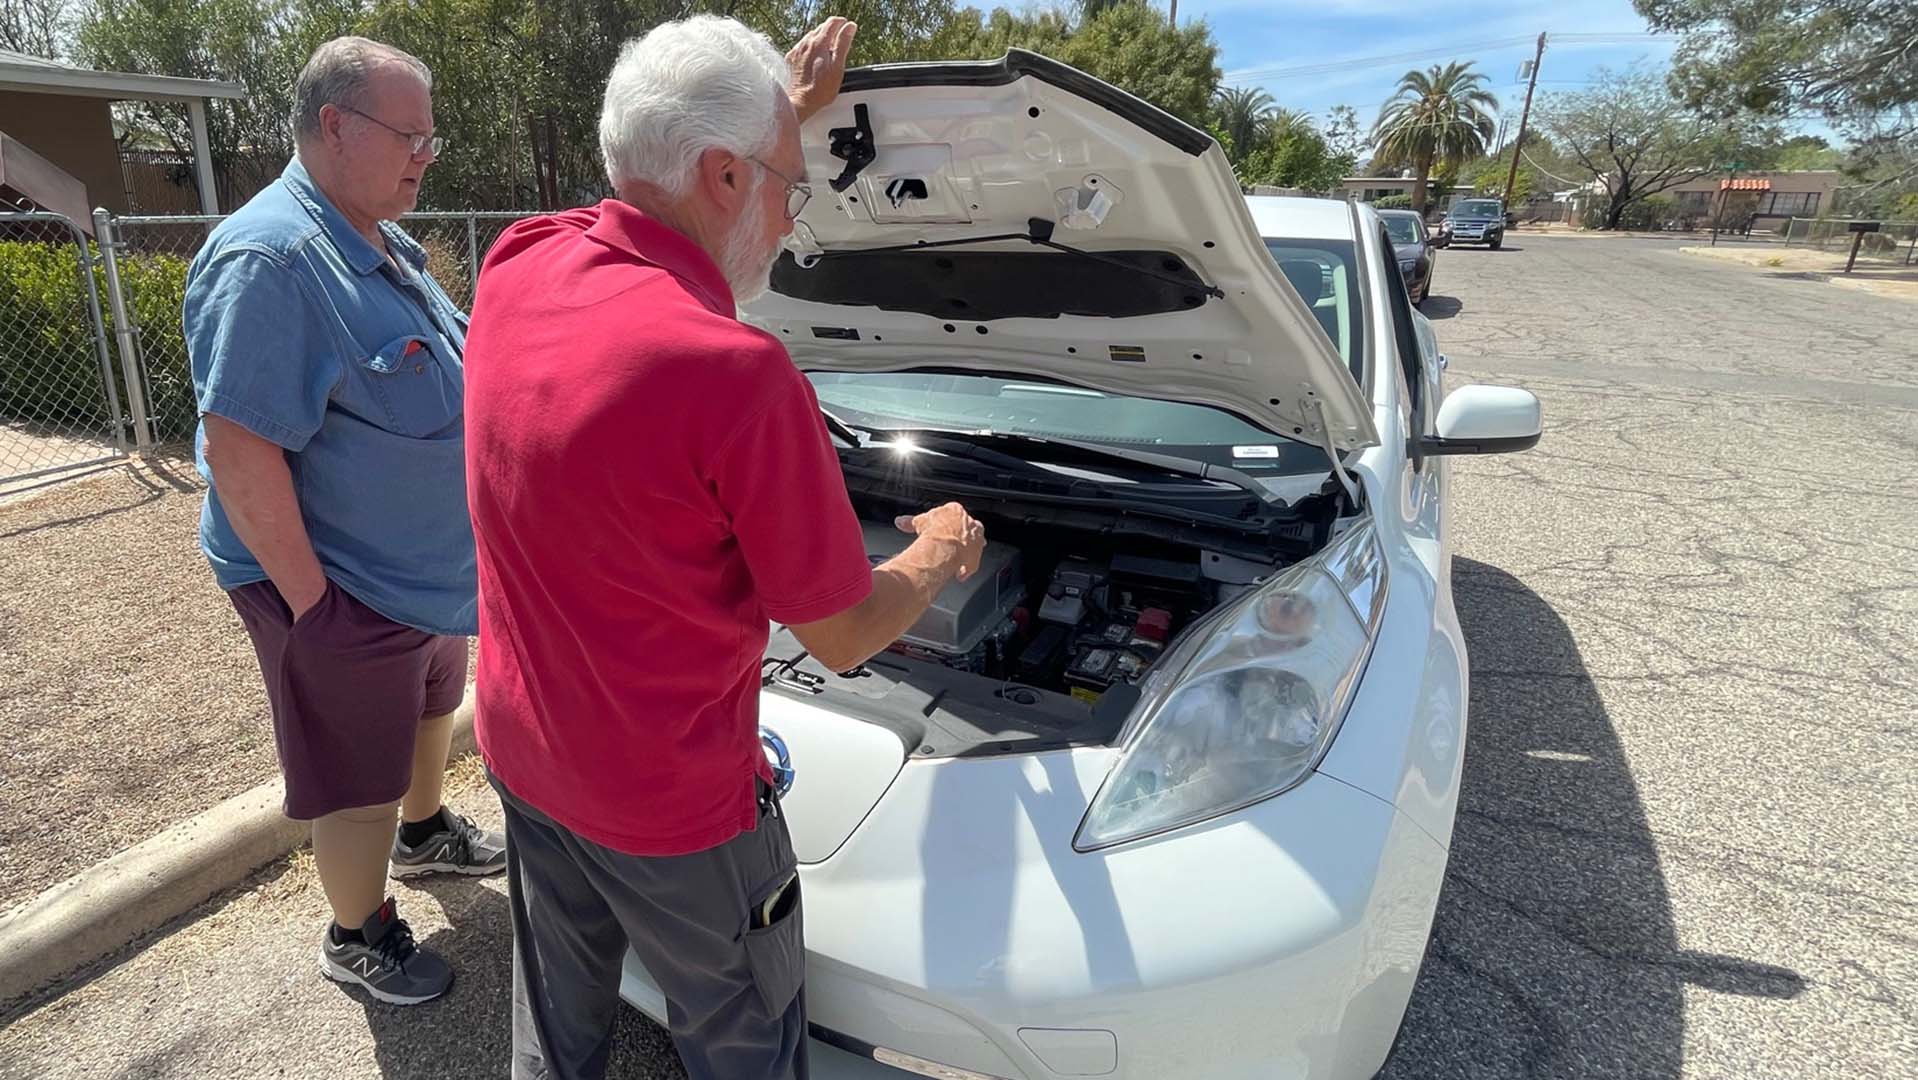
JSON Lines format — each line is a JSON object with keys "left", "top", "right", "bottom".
{"left": 2, "top": 235, "right": 1912, "bottom": 1079}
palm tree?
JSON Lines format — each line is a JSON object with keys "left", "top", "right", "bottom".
{"left": 1372, "top": 61, "right": 1498, "bottom": 212}
{"left": 1212, "top": 85, "right": 1277, "bottom": 158}
{"left": 1267, "top": 107, "right": 1317, "bottom": 144}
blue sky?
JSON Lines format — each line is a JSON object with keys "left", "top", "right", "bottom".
{"left": 1171, "top": 0, "right": 1792, "bottom": 147}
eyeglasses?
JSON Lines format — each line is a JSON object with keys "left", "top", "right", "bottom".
{"left": 751, "top": 157, "right": 813, "bottom": 220}
{"left": 341, "top": 105, "right": 443, "bottom": 160}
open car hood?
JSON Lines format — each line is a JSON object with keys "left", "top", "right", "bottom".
{"left": 741, "top": 51, "right": 1378, "bottom": 451}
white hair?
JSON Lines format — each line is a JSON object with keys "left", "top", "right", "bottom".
{"left": 599, "top": 16, "right": 793, "bottom": 196}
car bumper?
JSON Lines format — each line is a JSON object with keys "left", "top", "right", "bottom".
{"left": 620, "top": 747, "right": 1451, "bottom": 1079}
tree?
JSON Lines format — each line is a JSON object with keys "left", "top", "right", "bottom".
{"left": 1635, "top": 0, "right": 1918, "bottom": 154}
{"left": 78, "top": 0, "right": 352, "bottom": 208}
{"left": 1371, "top": 61, "right": 1497, "bottom": 212}
{"left": 1238, "top": 123, "right": 1345, "bottom": 192}
{"left": 1765, "top": 134, "right": 1844, "bottom": 172}
{"left": 1538, "top": 65, "right": 1775, "bottom": 229}
{"left": 1461, "top": 131, "right": 1575, "bottom": 201}
{"left": 1211, "top": 85, "right": 1275, "bottom": 159}
{"left": 1, "top": 0, "right": 73, "bottom": 57}
{"left": 1321, "top": 104, "right": 1365, "bottom": 166}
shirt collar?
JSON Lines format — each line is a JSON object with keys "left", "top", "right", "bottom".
{"left": 583, "top": 199, "right": 736, "bottom": 315}
{"left": 282, "top": 156, "right": 424, "bottom": 277}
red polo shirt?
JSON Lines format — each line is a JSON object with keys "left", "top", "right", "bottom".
{"left": 464, "top": 200, "right": 872, "bottom": 856}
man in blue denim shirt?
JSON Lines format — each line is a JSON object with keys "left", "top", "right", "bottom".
{"left": 184, "top": 36, "right": 502, "bottom": 1006}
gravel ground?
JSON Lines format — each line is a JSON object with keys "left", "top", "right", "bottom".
{"left": 0, "top": 234, "right": 1911, "bottom": 1078}
{"left": 0, "top": 453, "right": 281, "bottom": 911}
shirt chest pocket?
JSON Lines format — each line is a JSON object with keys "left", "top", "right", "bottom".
{"left": 357, "top": 334, "right": 462, "bottom": 438}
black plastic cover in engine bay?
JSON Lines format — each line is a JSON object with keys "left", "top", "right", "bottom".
{"left": 761, "top": 626, "right": 1134, "bottom": 758}
{"left": 768, "top": 248, "right": 1212, "bottom": 321}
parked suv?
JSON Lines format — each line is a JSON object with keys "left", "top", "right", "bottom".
{"left": 1444, "top": 198, "right": 1506, "bottom": 249}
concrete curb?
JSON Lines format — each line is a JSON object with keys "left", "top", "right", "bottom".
{"left": 0, "top": 700, "right": 475, "bottom": 1004}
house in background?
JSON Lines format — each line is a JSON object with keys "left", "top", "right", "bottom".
{"left": 1662, "top": 170, "right": 1843, "bottom": 232}
{"left": 0, "top": 48, "right": 241, "bottom": 219}
{"left": 1337, "top": 175, "right": 1440, "bottom": 204}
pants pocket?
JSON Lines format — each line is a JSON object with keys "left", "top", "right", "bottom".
{"left": 742, "top": 878, "right": 804, "bottom": 1019}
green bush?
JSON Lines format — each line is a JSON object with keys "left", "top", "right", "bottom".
{"left": 1373, "top": 194, "right": 1413, "bottom": 210}
{"left": 117, "top": 252, "right": 194, "bottom": 442}
{"left": 0, "top": 239, "right": 193, "bottom": 441}
{"left": 0, "top": 240, "right": 116, "bottom": 431}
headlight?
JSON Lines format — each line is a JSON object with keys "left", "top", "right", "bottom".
{"left": 1075, "top": 523, "right": 1388, "bottom": 851}
{"left": 1398, "top": 259, "right": 1418, "bottom": 273}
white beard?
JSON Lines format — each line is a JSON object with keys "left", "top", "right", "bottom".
{"left": 718, "top": 190, "right": 777, "bottom": 303}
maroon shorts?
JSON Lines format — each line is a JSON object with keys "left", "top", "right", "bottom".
{"left": 228, "top": 579, "right": 469, "bottom": 820}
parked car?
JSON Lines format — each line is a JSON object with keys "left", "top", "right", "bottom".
{"left": 1379, "top": 207, "right": 1436, "bottom": 304}
{"left": 625, "top": 50, "right": 1541, "bottom": 1080}
{"left": 1445, "top": 197, "right": 1507, "bottom": 248}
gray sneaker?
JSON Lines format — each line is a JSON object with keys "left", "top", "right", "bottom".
{"left": 390, "top": 807, "right": 507, "bottom": 879}
{"left": 319, "top": 897, "right": 453, "bottom": 1005}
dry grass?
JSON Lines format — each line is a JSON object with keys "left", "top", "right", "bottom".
{"left": 0, "top": 454, "right": 279, "bottom": 911}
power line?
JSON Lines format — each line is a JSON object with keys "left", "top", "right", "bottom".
{"left": 1226, "top": 31, "right": 1676, "bottom": 83}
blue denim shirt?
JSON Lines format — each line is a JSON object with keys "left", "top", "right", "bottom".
{"left": 184, "top": 158, "right": 477, "bottom": 635}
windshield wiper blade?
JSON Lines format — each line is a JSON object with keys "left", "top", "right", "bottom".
{"left": 802, "top": 218, "right": 1226, "bottom": 301}
{"left": 820, "top": 408, "right": 862, "bottom": 447}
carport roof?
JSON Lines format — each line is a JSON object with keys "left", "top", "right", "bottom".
{"left": 0, "top": 48, "right": 243, "bottom": 103}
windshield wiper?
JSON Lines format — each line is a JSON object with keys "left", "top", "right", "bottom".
{"left": 853, "top": 427, "right": 1284, "bottom": 510}
{"left": 800, "top": 218, "right": 1226, "bottom": 301}
{"left": 820, "top": 408, "right": 862, "bottom": 447}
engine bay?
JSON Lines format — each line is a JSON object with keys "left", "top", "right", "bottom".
{"left": 858, "top": 519, "right": 1227, "bottom": 706}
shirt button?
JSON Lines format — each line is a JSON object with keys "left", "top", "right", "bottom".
{"left": 415, "top": 364, "right": 425, "bottom": 375}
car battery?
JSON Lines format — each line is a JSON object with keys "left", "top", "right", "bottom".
{"left": 1064, "top": 645, "right": 1122, "bottom": 704}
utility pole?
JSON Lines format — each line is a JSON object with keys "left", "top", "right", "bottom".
{"left": 1501, "top": 32, "right": 1547, "bottom": 205}
{"left": 1169, "top": 0, "right": 1178, "bottom": 23}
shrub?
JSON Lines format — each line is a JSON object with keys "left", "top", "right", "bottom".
{"left": 0, "top": 239, "right": 117, "bottom": 432}
{"left": 1373, "top": 194, "right": 1413, "bottom": 210}
{"left": 0, "top": 239, "right": 193, "bottom": 441}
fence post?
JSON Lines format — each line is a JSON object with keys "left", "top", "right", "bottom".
{"left": 92, "top": 209, "right": 154, "bottom": 451}
{"left": 68, "top": 215, "right": 129, "bottom": 452}
{"left": 465, "top": 214, "right": 479, "bottom": 301}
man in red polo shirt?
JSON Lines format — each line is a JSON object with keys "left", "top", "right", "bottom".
{"left": 463, "top": 15, "right": 984, "bottom": 1080}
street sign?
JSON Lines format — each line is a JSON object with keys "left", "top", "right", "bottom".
{"left": 1847, "top": 221, "right": 1882, "bottom": 233}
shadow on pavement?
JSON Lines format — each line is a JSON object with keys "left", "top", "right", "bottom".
{"left": 349, "top": 878, "right": 685, "bottom": 1078}
{"left": 1419, "top": 295, "right": 1464, "bottom": 319}
{"left": 1380, "top": 559, "right": 1804, "bottom": 1079}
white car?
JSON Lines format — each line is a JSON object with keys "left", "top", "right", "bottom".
{"left": 619, "top": 51, "right": 1541, "bottom": 1080}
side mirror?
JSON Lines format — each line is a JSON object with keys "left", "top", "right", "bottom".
{"left": 1414, "top": 385, "right": 1540, "bottom": 456}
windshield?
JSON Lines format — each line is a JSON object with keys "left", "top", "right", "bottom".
{"left": 803, "top": 236, "right": 1359, "bottom": 470}
{"left": 1382, "top": 216, "right": 1422, "bottom": 243}
{"left": 1454, "top": 200, "right": 1502, "bottom": 217}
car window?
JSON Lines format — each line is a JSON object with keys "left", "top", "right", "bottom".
{"left": 1262, "top": 237, "right": 1364, "bottom": 382}
{"left": 1382, "top": 216, "right": 1422, "bottom": 244}
{"left": 1454, "top": 200, "right": 1501, "bottom": 217}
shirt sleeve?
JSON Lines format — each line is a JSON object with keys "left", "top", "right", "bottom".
{"left": 184, "top": 249, "right": 341, "bottom": 451}
{"left": 709, "top": 363, "right": 873, "bottom": 625}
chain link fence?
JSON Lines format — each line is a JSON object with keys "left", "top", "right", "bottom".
{"left": 1782, "top": 218, "right": 1918, "bottom": 266}
{"left": 0, "top": 212, "right": 128, "bottom": 487}
{"left": 94, "top": 210, "right": 541, "bottom": 450}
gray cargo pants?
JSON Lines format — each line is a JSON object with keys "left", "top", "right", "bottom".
{"left": 490, "top": 771, "right": 808, "bottom": 1080}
